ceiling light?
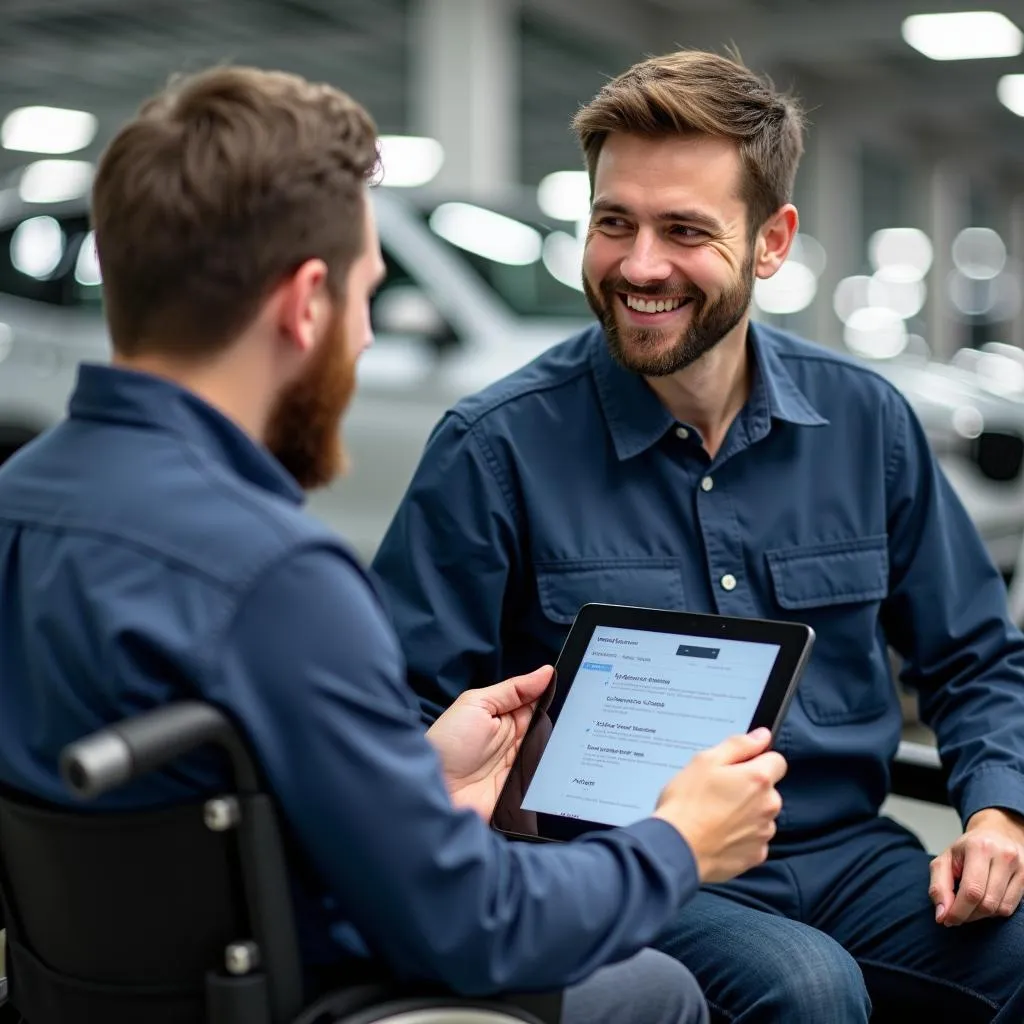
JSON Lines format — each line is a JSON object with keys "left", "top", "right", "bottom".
{"left": 75, "top": 231, "right": 102, "bottom": 287}
{"left": 901, "top": 11, "right": 1023, "bottom": 60}
{"left": 788, "top": 233, "right": 827, "bottom": 277}
{"left": 429, "top": 203, "right": 542, "bottom": 266}
{"left": 843, "top": 307, "right": 908, "bottom": 360}
{"left": 377, "top": 135, "right": 444, "bottom": 188}
{"left": 868, "top": 227, "right": 933, "bottom": 281}
{"left": 537, "top": 171, "right": 591, "bottom": 222}
{"left": 952, "top": 227, "right": 1006, "bottom": 280}
{"left": 541, "top": 231, "right": 584, "bottom": 291}
{"left": 11, "top": 216, "right": 65, "bottom": 278}
{"left": 868, "top": 269, "right": 927, "bottom": 319}
{"left": 754, "top": 261, "right": 817, "bottom": 315}
{"left": 18, "top": 160, "right": 93, "bottom": 204}
{"left": 998, "top": 74, "right": 1024, "bottom": 116}
{"left": 833, "top": 275, "right": 872, "bottom": 324}
{"left": 2, "top": 106, "right": 97, "bottom": 155}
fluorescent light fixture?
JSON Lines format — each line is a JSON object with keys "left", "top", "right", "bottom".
{"left": 11, "top": 216, "right": 65, "bottom": 278}
{"left": 869, "top": 227, "right": 933, "bottom": 281}
{"left": 19, "top": 159, "right": 94, "bottom": 204}
{"left": 868, "top": 268, "right": 927, "bottom": 319}
{"left": 378, "top": 135, "right": 444, "bottom": 187}
{"left": 537, "top": 171, "right": 591, "bottom": 222}
{"left": 788, "top": 233, "right": 827, "bottom": 277}
{"left": 998, "top": 74, "right": 1024, "bottom": 116}
{"left": 833, "top": 275, "right": 872, "bottom": 324}
{"left": 75, "top": 230, "right": 102, "bottom": 287}
{"left": 1, "top": 105, "right": 97, "bottom": 155}
{"left": 901, "top": 11, "right": 1023, "bottom": 60}
{"left": 429, "top": 203, "right": 542, "bottom": 266}
{"left": 843, "top": 306, "right": 908, "bottom": 360}
{"left": 541, "top": 230, "right": 584, "bottom": 291}
{"left": 754, "top": 261, "right": 817, "bottom": 315}
{"left": 952, "top": 226, "right": 1006, "bottom": 280}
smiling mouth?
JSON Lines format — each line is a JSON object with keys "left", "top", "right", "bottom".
{"left": 620, "top": 294, "right": 695, "bottom": 315}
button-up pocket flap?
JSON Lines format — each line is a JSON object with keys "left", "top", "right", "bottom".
{"left": 766, "top": 537, "right": 888, "bottom": 610}
{"left": 535, "top": 559, "right": 686, "bottom": 625}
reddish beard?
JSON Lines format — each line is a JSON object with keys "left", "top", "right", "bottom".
{"left": 263, "top": 305, "right": 357, "bottom": 490}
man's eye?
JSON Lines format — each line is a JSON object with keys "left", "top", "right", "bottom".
{"left": 671, "top": 226, "right": 705, "bottom": 239}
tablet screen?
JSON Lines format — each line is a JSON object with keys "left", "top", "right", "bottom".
{"left": 520, "top": 624, "right": 781, "bottom": 828}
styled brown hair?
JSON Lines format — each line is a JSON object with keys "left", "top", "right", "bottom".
{"left": 572, "top": 50, "right": 805, "bottom": 233}
{"left": 91, "top": 66, "right": 379, "bottom": 356}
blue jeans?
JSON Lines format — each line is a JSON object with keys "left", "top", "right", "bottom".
{"left": 564, "top": 949, "right": 709, "bottom": 1024}
{"left": 654, "top": 816, "right": 1024, "bottom": 1023}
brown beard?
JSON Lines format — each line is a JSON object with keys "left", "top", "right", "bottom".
{"left": 584, "top": 251, "right": 755, "bottom": 377}
{"left": 263, "top": 304, "right": 356, "bottom": 490}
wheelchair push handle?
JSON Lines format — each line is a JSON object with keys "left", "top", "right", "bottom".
{"left": 60, "top": 702, "right": 244, "bottom": 799}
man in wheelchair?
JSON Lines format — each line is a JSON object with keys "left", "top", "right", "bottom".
{"left": 0, "top": 66, "right": 789, "bottom": 1024}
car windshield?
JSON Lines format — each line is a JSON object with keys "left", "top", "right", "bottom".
{"left": 417, "top": 200, "right": 592, "bottom": 320}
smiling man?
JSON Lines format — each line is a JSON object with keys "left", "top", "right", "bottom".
{"left": 373, "top": 49, "right": 1024, "bottom": 1022}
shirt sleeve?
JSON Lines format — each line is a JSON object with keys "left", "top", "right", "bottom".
{"left": 371, "top": 411, "right": 518, "bottom": 721}
{"left": 212, "top": 544, "right": 698, "bottom": 995}
{"left": 880, "top": 391, "right": 1024, "bottom": 826}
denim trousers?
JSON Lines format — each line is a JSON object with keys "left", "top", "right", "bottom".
{"left": 654, "top": 815, "right": 1024, "bottom": 1023}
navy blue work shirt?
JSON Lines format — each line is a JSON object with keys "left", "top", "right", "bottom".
{"left": 372, "top": 323, "right": 1024, "bottom": 839}
{"left": 0, "top": 364, "right": 699, "bottom": 994}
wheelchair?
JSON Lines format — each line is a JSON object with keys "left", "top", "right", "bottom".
{"left": 0, "top": 702, "right": 562, "bottom": 1024}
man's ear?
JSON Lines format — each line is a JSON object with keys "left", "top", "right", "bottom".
{"left": 276, "top": 258, "right": 331, "bottom": 354}
{"left": 754, "top": 205, "right": 799, "bottom": 281}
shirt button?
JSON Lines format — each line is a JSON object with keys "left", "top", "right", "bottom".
{"left": 700, "top": 476, "right": 714, "bottom": 492}
{"left": 675, "top": 426, "right": 689, "bottom": 440}
{"left": 721, "top": 573, "right": 737, "bottom": 592}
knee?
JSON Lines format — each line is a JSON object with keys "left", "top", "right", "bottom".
{"left": 630, "top": 949, "right": 710, "bottom": 1024}
{"left": 761, "top": 939, "right": 869, "bottom": 1022}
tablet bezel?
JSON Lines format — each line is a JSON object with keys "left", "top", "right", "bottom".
{"left": 491, "top": 603, "right": 814, "bottom": 844}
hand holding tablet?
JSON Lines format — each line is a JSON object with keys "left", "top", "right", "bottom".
{"left": 492, "top": 603, "right": 814, "bottom": 853}
{"left": 651, "top": 727, "right": 787, "bottom": 882}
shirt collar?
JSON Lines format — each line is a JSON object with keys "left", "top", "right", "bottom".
{"left": 751, "top": 322, "right": 829, "bottom": 430}
{"left": 589, "top": 320, "right": 828, "bottom": 462}
{"left": 68, "top": 363, "right": 305, "bottom": 504}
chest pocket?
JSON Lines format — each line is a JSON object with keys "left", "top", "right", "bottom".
{"left": 535, "top": 558, "right": 687, "bottom": 626}
{"left": 766, "top": 536, "right": 892, "bottom": 724}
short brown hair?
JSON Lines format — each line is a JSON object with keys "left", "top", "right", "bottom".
{"left": 572, "top": 50, "right": 805, "bottom": 233}
{"left": 91, "top": 66, "right": 379, "bottom": 357}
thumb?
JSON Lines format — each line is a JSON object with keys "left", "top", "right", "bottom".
{"left": 706, "top": 727, "right": 773, "bottom": 765}
{"left": 929, "top": 849, "right": 956, "bottom": 923}
{"left": 478, "top": 666, "right": 554, "bottom": 716}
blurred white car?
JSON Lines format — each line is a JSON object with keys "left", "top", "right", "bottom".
{"left": 1, "top": 184, "right": 1023, "bottom": 570}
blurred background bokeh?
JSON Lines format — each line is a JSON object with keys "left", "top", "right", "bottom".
{"left": 3, "top": 0, "right": 1024, "bottom": 856}
{"left": 0, "top": 0, "right": 1022, "bottom": 561}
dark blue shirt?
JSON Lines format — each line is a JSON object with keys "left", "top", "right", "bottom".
{"left": 372, "top": 323, "right": 1024, "bottom": 839}
{"left": 0, "top": 363, "right": 699, "bottom": 995}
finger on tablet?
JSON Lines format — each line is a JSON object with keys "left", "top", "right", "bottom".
{"left": 708, "top": 728, "right": 773, "bottom": 765}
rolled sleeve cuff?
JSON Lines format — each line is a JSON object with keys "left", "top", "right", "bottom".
{"left": 958, "top": 766, "right": 1024, "bottom": 828}
{"left": 620, "top": 817, "right": 700, "bottom": 906}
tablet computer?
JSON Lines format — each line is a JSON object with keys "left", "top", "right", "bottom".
{"left": 492, "top": 603, "right": 814, "bottom": 843}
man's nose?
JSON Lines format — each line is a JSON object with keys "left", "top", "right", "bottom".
{"left": 619, "top": 230, "right": 673, "bottom": 285}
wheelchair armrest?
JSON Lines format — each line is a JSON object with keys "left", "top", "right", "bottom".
{"left": 891, "top": 740, "right": 949, "bottom": 806}
{"left": 60, "top": 701, "right": 261, "bottom": 799}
